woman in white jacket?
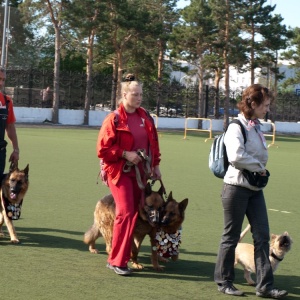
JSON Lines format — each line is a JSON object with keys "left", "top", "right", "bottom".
{"left": 214, "top": 84, "right": 288, "bottom": 299}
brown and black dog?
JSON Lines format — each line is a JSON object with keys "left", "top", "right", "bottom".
{"left": 0, "top": 163, "right": 29, "bottom": 243}
{"left": 132, "top": 190, "right": 188, "bottom": 270}
{"left": 84, "top": 182, "right": 188, "bottom": 271}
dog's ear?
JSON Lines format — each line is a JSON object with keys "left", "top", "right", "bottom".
{"left": 9, "top": 161, "right": 18, "bottom": 172}
{"left": 145, "top": 182, "right": 152, "bottom": 196}
{"left": 23, "top": 164, "right": 29, "bottom": 177}
{"left": 283, "top": 232, "right": 293, "bottom": 243}
{"left": 167, "top": 191, "right": 173, "bottom": 201}
{"left": 179, "top": 198, "right": 188, "bottom": 212}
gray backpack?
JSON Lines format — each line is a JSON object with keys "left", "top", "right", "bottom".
{"left": 209, "top": 119, "right": 246, "bottom": 178}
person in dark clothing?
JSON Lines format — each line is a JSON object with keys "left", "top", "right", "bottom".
{"left": 0, "top": 67, "right": 19, "bottom": 176}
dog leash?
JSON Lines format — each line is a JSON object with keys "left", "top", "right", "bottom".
{"left": 150, "top": 178, "right": 168, "bottom": 200}
{"left": 123, "top": 149, "right": 152, "bottom": 190}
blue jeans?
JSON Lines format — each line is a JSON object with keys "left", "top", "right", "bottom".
{"left": 214, "top": 183, "right": 274, "bottom": 292}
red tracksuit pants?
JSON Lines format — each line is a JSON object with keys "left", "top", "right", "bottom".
{"left": 107, "top": 173, "right": 142, "bottom": 267}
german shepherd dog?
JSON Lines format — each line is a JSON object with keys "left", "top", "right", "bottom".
{"left": 0, "top": 162, "right": 29, "bottom": 243}
{"left": 84, "top": 182, "right": 188, "bottom": 271}
{"left": 235, "top": 224, "right": 293, "bottom": 285}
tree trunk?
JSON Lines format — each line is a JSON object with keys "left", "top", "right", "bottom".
{"left": 214, "top": 70, "right": 221, "bottom": 119}
{"left": 52, "top": 26, "right": 60, "bottom": 124}
{"left": 197, "top": 65, "right": 204, "bottom": 129}
{"left": 223, "top": 0, "right": 230, "bottom": 129}
{"left": 250, "top": 21, "right": 255, "bottom": 84}
{"left": 116, "top": 49, "right": 123, "bottom": 108}
{"left": 84, "top": 31, "right": 95, "bottom": 125}
{"left": 156, "top": 39, "right": 164, "bottom": 116}
{"left": 272, "top": 51, "right": 278, "bottom": 122}
{"left": 110, "top": 59, "right": 118, "bottom": 110}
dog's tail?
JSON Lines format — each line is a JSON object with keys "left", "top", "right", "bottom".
{"left": 239, "top": 224, "right": 251, "bottom": 243}
{"left": 83, "top": 223, "right": 102, "bottom": 245}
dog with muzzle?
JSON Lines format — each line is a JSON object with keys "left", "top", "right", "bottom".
{"left": 84, "top": 181, "right": 188, "bottom": 271}
{"left": 235, "top": 224, "right": 293, "bottom": 286}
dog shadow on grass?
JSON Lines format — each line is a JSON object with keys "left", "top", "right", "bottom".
{"left": 0, "top": 226, "right": 91, "bottom": 251}
{"left": 1, "top": 228, "right": 299, "bottom": 297}
{"left": 126, "top": 246, "right": 300, "bottom": 297}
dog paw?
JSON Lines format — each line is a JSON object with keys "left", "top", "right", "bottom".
{"left": 89, "top": 248, "right": 100, "bottom": 254}
{"left": 153, "top": 265, "right": 165, "bottom": 272}
{"left": 245, "top": 278, "right": 256, "bottom": 286}
{"left": 158, "top": 256, "right": 169, "bottom": 263}
{"left": 131, "top": 262, "right": 144, "bottom": 270}
{"left": 171, "top": 255, "right": 179, "bottom": 262}
{"left": 10, "top": 239, "right": 20, "bottom": 244}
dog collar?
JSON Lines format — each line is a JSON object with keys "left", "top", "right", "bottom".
{"left": 155, "top": 228, "right": 182, "bottom": 258}
{"left": 271, "top": 252, "right": 283, "bottom": 261}
{"left": 2, "top": 193, "right": 23, "bottom": 220}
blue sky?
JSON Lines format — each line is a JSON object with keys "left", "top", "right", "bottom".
{"left": 177, "top": 0, "right": 299, "bottom": 29}
{"left": 271, "top": 0, "right": 299, "bottom": 28}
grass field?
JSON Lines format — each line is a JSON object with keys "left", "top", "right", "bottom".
{"left": 1, "top": 125, "right": 299, "bottom": 300}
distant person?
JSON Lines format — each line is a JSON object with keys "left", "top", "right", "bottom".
{"left": 214, "top": 84, "right": 288, "bottom": 298}
{"left": 0, "top": 67, "right": 20, "bottom": 175}
{"left": 40, "top": 86, "right": 52, "bottom": 107}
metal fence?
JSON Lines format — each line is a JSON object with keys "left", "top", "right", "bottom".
{"left": 3, "top": 69, "right": 300, "bottom": 122}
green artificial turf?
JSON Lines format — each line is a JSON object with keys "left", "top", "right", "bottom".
{"left": 0, "top": 125, "right": 299, "bottom": 300}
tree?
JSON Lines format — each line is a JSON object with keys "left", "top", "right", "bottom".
{"left": 280, "top": 27, "right": 300, "bottom": 88}
{"left": 88, "top": 0, "right": 169, "bottom": 111}
{"left": 20, "top": 0, "right": 68, "bottom": 123}
{"left": 209, "top": 0, "right": 244, "bottom": 127}
{"left": 238, "top": 0, "right": 276, "bottom": 84}
{"left": 0, "top": 2, "right": 34, "bottom": 68}
{"left": 137, "top": 0, "right": 179, "bottom": 115}
{"left": 63, "top": 0, "right": 109, "bottom": 124}
{"left": 171, "top": 0, "right": 217, "bottom": 120}
{"left": 260, "top": 15, "right": 292, "bottom": 119}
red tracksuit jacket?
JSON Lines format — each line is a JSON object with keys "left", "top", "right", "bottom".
{"left": 96, "top": 103, "right": 161, "bottom": 185}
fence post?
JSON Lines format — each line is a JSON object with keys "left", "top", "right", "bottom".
{"left": 183, "top": 117, "right": 213, "bottom": 141}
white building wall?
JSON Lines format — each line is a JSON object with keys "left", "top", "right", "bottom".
{"left": 171, "top": 59, "right": 299, "bottom": 91}
{"left": 14, "top": 107, "right": 300, "bottom": 134}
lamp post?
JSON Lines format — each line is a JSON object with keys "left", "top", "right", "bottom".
{"left": 1, "top": 0, "right": 9, "bottom": 67}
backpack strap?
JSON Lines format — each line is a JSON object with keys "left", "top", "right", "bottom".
{"left": 227, "top": 119, "right": 247, "bottom": 144}
{"left": 140, "top": 107, "right": 155, "bottom": 123}
{"left": 4, "top": 95, "right": 9, "bottom": 110}
{"left": 113, "top": 109, "right": 119, "bottom": 125}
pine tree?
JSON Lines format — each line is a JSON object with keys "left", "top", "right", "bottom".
{"left": 209, "top": 0, "right": 244, "bottom": 127}
{"left": 171, "top": 0, "right": 217, "bottom": 119}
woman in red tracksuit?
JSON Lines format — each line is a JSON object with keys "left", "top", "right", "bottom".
{"left": 96, "top": 74, "right": 161, "bottom": 276}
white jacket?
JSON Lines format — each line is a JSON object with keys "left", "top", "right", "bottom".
{"left": 224, "top": 114, "right": 268, "bottom": 191}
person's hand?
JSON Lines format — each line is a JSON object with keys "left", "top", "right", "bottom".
{"left": 152, "top": 165, "right": 161, "bottom": 180}
{"left": 9, "top": 150, "right": 19, "bottom": 163}
{"left": 124, "top": 151, "right": 142, "bottom": 165}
